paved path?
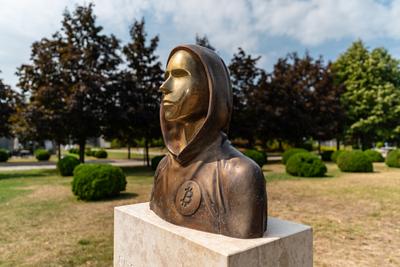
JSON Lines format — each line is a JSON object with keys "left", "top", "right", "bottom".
{"left": 0, "top": 159, "right": 144, "bottom": 172}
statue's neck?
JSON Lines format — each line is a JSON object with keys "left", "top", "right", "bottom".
{"left": 177, "top": 117, "right": 206, "bottom": 153}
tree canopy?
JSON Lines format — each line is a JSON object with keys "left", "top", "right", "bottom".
{"left": 333, "top": 40, "right": 400, "bottom": 148}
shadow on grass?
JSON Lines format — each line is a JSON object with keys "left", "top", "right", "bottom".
{"left": 0, "top": 169, "right": 58, "bottom": 180}
{"left": 114, "top": 192, "right": 139, "bottom": 200}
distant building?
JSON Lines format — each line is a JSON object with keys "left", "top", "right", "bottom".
{"left": 0, "top": 137, "right": 14, "bottom": 151}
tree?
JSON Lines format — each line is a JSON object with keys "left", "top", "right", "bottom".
{"left": 57, "top": 4, "right": 121, "bottom": 162}
{"left": 0, "top": 73, "right": 18, "bottom": 138}
{"left": 117, "top": 18, "right": 163, "bottom": 166}
{"left": 228, "top": 48, "right": 264, "bottom": 147}
{"left": 333, "top": 40, "right": 400, "bottom": 148}
{"left": 16, "top": 38, "right": 68, "bottom": 159}
{"left": 267, "top": 52, "right": 344, "bottom": 148}
{"left": 195, "top": 34, "right": 215, "bottom": 51}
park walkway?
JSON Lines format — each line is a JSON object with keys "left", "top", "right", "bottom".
{"left": 0, "top": 159, "right": 144, "bottom": 171}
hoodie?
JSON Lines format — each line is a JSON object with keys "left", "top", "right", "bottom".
{"left": 150, "top": 44, "right": 267, "bottom": 238}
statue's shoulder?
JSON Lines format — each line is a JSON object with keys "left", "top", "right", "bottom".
{"left": 222, "top": 148, "right": 265, "bottom": 187}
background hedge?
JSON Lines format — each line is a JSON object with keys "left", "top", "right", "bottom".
{"left": 282, "top": 148, "right": 308, "bottom": 164}
{"left": 35, "top": 149, "right": 51, "bottom": 161}
{"left": 0, "top": 149, "right": 9, "bottom": 162}
{"left": 337, "top": 150, "right": 373, "bottom": 172}
{"left": 331, "top": 150, "right": 344, "bottom": 163}
{"left": 286, "top": 152, "right": 327, "bottom": 177}
{"left": 151, "top": 155, "right": 165, "bottom": 170}
{"left": 320, "top": 150, "right": 334, "bottom": 161}
{"left": 385, "top": 149, "right": 400, "bottom": 167}
{"left": 244, "top": 149, "right": 267, "bottom": 167}
{"left": 95, "top": 149, "right": 108, "bottom": 159}
{"left": 72, "top": 164, "right": 126, "bottom": 200}
{"left": 363, "top": 149, "right": 384, "bottom": 162}
{"left": 57, "top": 156, "right": 80, "bottom": 176}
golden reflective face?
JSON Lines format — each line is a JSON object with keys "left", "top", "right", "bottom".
{"left": 160, "top": 50, "right": 209, "bottom": 122}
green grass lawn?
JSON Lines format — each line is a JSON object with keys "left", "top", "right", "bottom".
{"left": 0, "top": 163, "right": 399, "bottom": 266}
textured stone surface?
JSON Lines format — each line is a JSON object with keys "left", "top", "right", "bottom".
{"left": 114, "top": 202, "right": 312, "bottom": 267}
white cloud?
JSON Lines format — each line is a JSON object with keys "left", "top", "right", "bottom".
{"left": 2, "top": 0, "right": 400, "bottom": 86}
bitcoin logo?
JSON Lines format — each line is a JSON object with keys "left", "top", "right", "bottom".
{"left": 175, "top": 181, "right": 201, "bottom": 216}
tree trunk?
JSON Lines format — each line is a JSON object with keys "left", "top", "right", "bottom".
{"left": 278, "top": 140, "right": 283, "bottom": 152}
{"left": 78, "top": 139, "right": 85, "bottom": 163}
{"left": 128, "top": 145, "right": 131, "bottom": 160}
{"left": 336, "top": 138, "right": 340, "bottom": 151}
{"left": 318, "top": 140, "right": 321, "bottom": 154}
{"left": 145, "top": 138, "right": 150, "bottom": 167}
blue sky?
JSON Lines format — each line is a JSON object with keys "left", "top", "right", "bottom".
{"left": 1, "top": 0, "right": 400, "bottom": 88}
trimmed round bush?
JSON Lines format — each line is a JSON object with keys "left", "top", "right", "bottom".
{"left": 35, "top": 149, "right": 51, "bottom": 161}
{"left": 151, "top": 155, "right": 165, "bottom": 170}
{"left": 286, "top": 152, "right": 327, "bottom": 177}
{"left": 320, "top": 150, "right": 334, "bottom": 161}
{"left": 0, "top": 149, "right": 9, "bottom": 162}
{"left": 385, "top": 149, "right": 400, "bottom": 168}
{"left": 72, "top": 164, "right": 127, "bottom": 200}
{"left": 337, "top": 151, "right": 373, "bottom": 172}
{"left": 331, "top": 150, "right": 344, "bottom": 163}
{"left": 244, "top": 149, "right": 267, "bottom": 167}
{"left": 85, "top": 148, "right": 93, "bottom": 157}
{"left": 95, "top": 149, "right": 108, "bottom": 159}
{"left": 57, "top": 156, "right": 80, "bottom": 176}
{"left": 282, "top": 148, "right": 308, "bottom": 164}
{"left": 363, "top": 149, "right": 384, "bottom": 162}
{"left": 69, "top": 148, "right": 79, "bottom": 154}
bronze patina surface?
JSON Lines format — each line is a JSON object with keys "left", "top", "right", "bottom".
{"left": 150, "top": 44, "right": 267, "bottom": 238}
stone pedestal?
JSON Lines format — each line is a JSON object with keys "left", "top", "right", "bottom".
{"left": 114, "top": 202, "right": 312, "bottom": 267}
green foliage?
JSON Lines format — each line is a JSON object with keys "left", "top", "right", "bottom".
{"left": 72, "top": 164, "right": 127, "bottom": 200}
{"left": 375, "top": 142, "right": 384, "bottom": 148}
{"left": 320, "top": 150, "right": 334, "bottom": 161}
{"left": 85, "top": 148, "right": 94, "bottom": 157}
{"left": 337, "top": 150, "right": 373, "bottom": 172}
{"left": 0, "top": 149, "right": 9, "bottom": 162}
{"left": 243, "top": 149, "right": 267, "bottom": 167}
{"left": 331, "top": 150, "right": 345, "bottom": 163}
{"left": 35, "top": 149, "right": 51, "bottom": 161}
{"left": 385, "top": 149, "right": 400, "bottom": 167}
{"left": 282, "top": 148, "right": 308, "bottom": 164}
{"left": 151, "top": 155, "right": 165, "bottom": 170}
{"left": 363, "top": 149, "right": 384, "bottom": 162}
{"left": 57, "top": 156, "right": 80, "bottom": 176}
{"left": 69, "top": 148, "right": 79, "bottom": 154}
{"left": 94, "top": 149, "right": 108, "bottom": 159}
{"left": 333, "top": 40, "right": 400, "bottom": 146}
{"left": 286, "top": 152, "right": 327, "bottom": 177}
{"left": 0, "top": 77, "right": 18, "bottom": 138}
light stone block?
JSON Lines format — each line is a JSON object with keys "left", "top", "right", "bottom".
{"left": 114, "top": 202, "right": 312, "bottom": 267}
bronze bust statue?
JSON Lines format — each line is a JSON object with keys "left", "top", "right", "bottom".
{"left": 150, "top": 44, "right": 267, "bottom": 238}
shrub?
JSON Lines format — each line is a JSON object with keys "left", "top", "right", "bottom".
{"left": 363, "top": 149, "right": 384, "bottom": 162}
{"left": 85, "top": 148, "right": 93, "bottom": 157}
{"left": 376, "top": 141, "right": 384, "bottom": 148}
{"left": 72, "top": 164, "right": 127, "bottom": 200}
{"left": 320, "top": 150, "right": 334, "bottom": 161}
{"left": 151, "top": 155, "right": 165, "bottom": 170}
{"left": 57, "top": 156, "right": 80, "bottom": 176}
{"left": 385, "top": 149, "right": 400, "bottom": 168}
{"left": 331, "top": 150, "right": 344, "bottom": 163}
{"left": 282, "top": 148, "right": 308, "bottom": 164}
{"left": 286, "top": 152, "right": 327, "bottom": 177}
{"left": 35, "top": 149, "right": 51, "bottom": 161}
{"left": 244, "top": 149, "right": 267, "bottom": 167}
{"left": 0, "top": 149, "right": 9, "bottom": 162}
{"left": 95, "top": 149, "right": 108, "bottom": 159}
{"left": 69, "top": 148, "right": 79, "bottom": 154}
{"left": 337, "top": 151, "right": 373, "bottom": 172}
